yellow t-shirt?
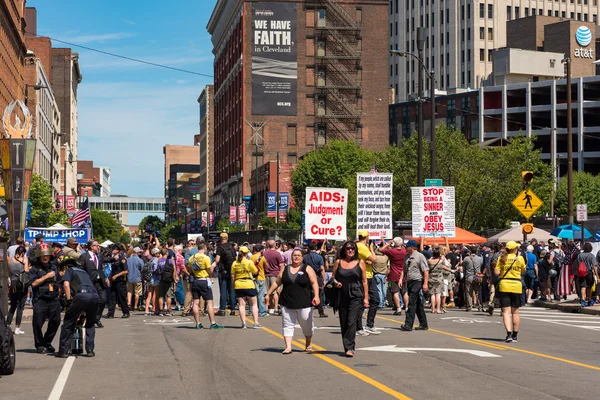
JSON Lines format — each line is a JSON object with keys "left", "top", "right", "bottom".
{"left": 187, "top": 253, "right": 211, "bottom": 279}
{"left": 357, "top": 242, "right": 373, "bottom": 279}
{"left": 495, "top": 254, "right": 526, "bottom": 294}
{"left": 250, "top": 253, "right": 266, "bottom": 281}
{"left": 231, "top": 258, "right": 258, "bottom": 290}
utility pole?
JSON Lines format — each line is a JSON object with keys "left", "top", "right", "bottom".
{"left": 564, "top": 58, "right": 574, "bottom": 224}
{"left": 549, "top": 128, "right": 556, "bottom": 218}
{"left": 429, "top": 69, "right": 436, "bottom": 179}
{"left": 245, "top": 119, "right": 267, "bottom": 229}
{"left": 416, "top": 27, "right": 425, "bottom": 186}
{"left": 276, "top": 151, "right": 280, "bottom": 227}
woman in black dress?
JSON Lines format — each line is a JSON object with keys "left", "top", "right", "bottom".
{"left": 331, "top": 241, "right": 368, "bottom": 357}
{"left": 265, "top": 248, "right": 320, "bottom": 354}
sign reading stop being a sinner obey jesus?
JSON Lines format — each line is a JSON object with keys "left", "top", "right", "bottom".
{"left": 305, "top": 187, "right": 348, "bottom": 240}
{"left": 411, "top": 186, "right": 456, "bottom": 237}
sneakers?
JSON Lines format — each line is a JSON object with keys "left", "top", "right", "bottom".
{"left": 505, "top": 333, "right": 513, "bottom": 343}
{"left": 356, "top": 330, "right": 370, "bottom": 336}
{"left": 364, "top": 327, "right": 381, "bottom": 335}
{"left": 209, "top": 323, "right": 224, "bottom": 329}
{"left": 253, "top": 323, "right": 263, "bottom": 329}
{"left": 581, "top": 301, "right": 588, "bottom": 307}
{"left": 393, "top": 309, "right": 402, "bottom": 316}
{"left": 241, "top": 324, "right": 247, "bottom": 329}
{"left": 14, "top": 327, "right": 25, "bottom": 335}
{"left": 319, "top": 313, "right": 329, "bottom": 318}
{"left": 216, "top": 310, "right": 226, "bottom": 316}
{"left": 196, "top": 323, "right": 204, "bottom": 329}
{"left": 230, "top": 310, "right": 236, "bottom": 316}
{"left": 588, "top": 300, "right": 596, "bottom": 307}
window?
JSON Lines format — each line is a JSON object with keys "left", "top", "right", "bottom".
{"left": 441, "top": 32, "right": 444, "bottom": 44}
{"left": 446, "top": 34, "right": 449, "bottom": 44}
{"left": 585, "top": 13, "right": 588, "bottom": 21}
{"left": 548, "top": 10, "right": 552, "bottom": 16}
{"left": 395, "top": 22, "right": 398, "bottom": 35}
{"left": 461, "top": 28, "right": 465, "bottom": 41}
{"left": 390, "top": 23, "right": 393, "bottom": 36}
{"left": 467, "top": 28, "right": 470, "bottom": 41}
{"left": 479, "top": 3, "right": 484, "bottom": 18}
{"left": 479, "top": 27, "right": 484, "bottom": 39}
{"left": 420, "top": 15, "right": 423, "bottom": 27}
{"left": 432, "top": 35, "right": 435, "bottom": 47}
{"left": 507, "top": 6, "right": 512, "bottom": 20}
{"left": 515, "top": 6, "right": 520, "bottom": 17}
{"left": 440, "top": 75, "right": 444, "bottom": 88}
{"left": 479, "top": 48, "right": 483, "bottom": 62}
{"left": 461, "top": 50, "right": 465, "bottom": 63}
{"left": 406, "top": 18, "right": 409, "bottom": 32}
{"left": 555, "top": 11, "right": 559, "bottom": 17}
{"left": 562, "top": 11, "right": 566, "bottom": 17}
{"left": 461, "top": 5, "right": 465, "bottom": 19}
{"left": 441, "top": 9, "right": 444, "bottom": 24}
{"left": 395, "top": 63, "right": 398, "bottom": 75}
{"left": 488, "top": 49, "right": 493, "bottom": 62}
{"left": 468, "top": 49, "right": 471, "bottom": 62}
{"left": 432, "top": 13, "right": 435, "bottom": 25}
{"left": 446, "top": 9, "right": 449, "bottom": 23}
{"left": 538, "top": 8, "right": 542, "bottom": 15}
{"left": 594, "top": 14, "right": 597, "bottom": 23}
{"left": 440, "top": 53, "right": 444, "bottom": 66}
{"left": 488, "top": 4, "right": 493, "bottom": 18}
{"left": 287, "top": 125, "right": 297, "bottom": 145}
{"left": 461, "top": 72, "right": 465, "bottom": 85}
{"left": 488, "top": 27, "right": 493, "bottom": 40}
{"left": 577, "top": 13, "right": 581, "bottom": 20}
{"left": 525, "top": 7, "right": 529, "bottom": 17}
{"left": 467, "top": 4, "right": 471, "bottom": 18}
{"left": 390, "top": 64, "right": 393, "bottom": 77}
{"left": 571, "top": 12, "right": 575, "bottom": 19}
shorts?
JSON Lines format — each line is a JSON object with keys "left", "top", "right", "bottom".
{"left": 389, "top": 280, "right": 401, "bottom": 294}
{"left": 577, "top": 274, "right": 594, "bottom": 289}
{"left": 127, "top": 282, "right": 142, "bottom": 297}
{"left": 524, "top": 274, "right": 535, "bottom": 290}
{"left": 499, "top": 292, "right": 521, "bottom": 309}
{"left": 267, "top": 276, "right": 278, "bottom": 287}
{"left": 149, "top": 278, "right": 160, "bottom": 287}
{"left": 157, "top": 281, "right": 172, "bottom": 299}
{"left": 191, "top": 279, "right": 213, "bottom": 301}
{"left": 235, "top": 288, "right": 257, "bottom": 298}
{"left": 166, "top": 284, "right": 175, "bottom": 299}
{"left": 402, "top": 281, "right": 408, "bottom": 295}
{"left": 442, "top": 279, "right": 449, "bottom": 297}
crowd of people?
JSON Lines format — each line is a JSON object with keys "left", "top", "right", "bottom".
{"left": 5, "top": 230, "right": 599, "bottom": 356}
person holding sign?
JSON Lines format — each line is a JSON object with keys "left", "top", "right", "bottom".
{"left": 356, "top": 231, "right": 380, "bottom": 336}
{"left": 331, "top": 241, "right": 369, "bottom": 357}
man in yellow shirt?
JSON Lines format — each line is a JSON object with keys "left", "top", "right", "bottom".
{"left": 251, "top": 245, "right": 268, "bottom": 317}
{"left": 187, "top": 243, "right": 223, "bottom": 330}
{"left": 356, "top": 230, "right": 379, "bottom": 336}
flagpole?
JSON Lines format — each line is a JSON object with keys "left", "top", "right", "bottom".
{"left": 88, "top": 196, "right": 94, "bottom": 240}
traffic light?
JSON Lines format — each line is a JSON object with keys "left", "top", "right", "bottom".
{"left": 522, "top": 223, "right": 534, "bottom": 235}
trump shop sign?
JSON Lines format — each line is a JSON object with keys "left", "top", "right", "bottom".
{"left": 25, "top": 227, "right": 91, "bottom": 244}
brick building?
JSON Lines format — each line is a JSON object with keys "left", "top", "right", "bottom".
{"left": 77, "top": 160, "right": 111, "bottom": 198}
{"left": 0, "top": 0, "right": 27, "bottom": 114}
{"left": 207, "top": 0, "right": 389, "bottom": 224}
{"left": 196, "top": 85, "right": 214, "bottom": 213}
{"left": 163, "top": 145, "right": 200, "bottom": 222}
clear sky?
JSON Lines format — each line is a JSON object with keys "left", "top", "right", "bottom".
{"left": 29, "top": 0, "right": 218, "bottom": 203}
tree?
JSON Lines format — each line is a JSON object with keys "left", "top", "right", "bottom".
{"left": 47, "top": 210, "right": 71, "bottom": 227}
{"left": 215, "top": 218, "right": 245, "bottom": 233}
{"left": 90, "top": 209, "right": 122, "bottom": 243}
{"left": 29, "top": 174, "right": 53, "bottom": 227}
{"left": 138, "top": 215, "right": 165, "bottom": 234}
{"left": 554, "top": 171, "right": 600, "bottom": 217}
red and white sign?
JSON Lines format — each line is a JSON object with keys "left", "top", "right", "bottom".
{"left": 305, "top": 187, "right": 347, "bottom": 240}
{"left": 55, "top": 195, "right": 76, "bottom": 213}
{"left": 201, "top": 212, "right": 207, "bottom": 227}
{"left": 238, "top": 204, "right": 247, "bottom": 225}
{"left": 577, "top": 204, "right": 588, "bottom": 222}
{"left": 229, "top": 206, "right": 237, "bottom": 224}
{"left": 411, "top": 186, "right": 456, "bottom": 237}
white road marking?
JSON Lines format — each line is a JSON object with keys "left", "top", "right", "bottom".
{"left": 439, "top": 317, "right": 501, "bottom": 324}
{"left": 294, "top": 325, "right": 394, "bottom": 331}
{"left": 48, "top": 356, "right": 75, "bottom": 400}
{"left": 143, "top": 318, "right": 194, "bottom": 325}
{"left": 358, "top": 345, "right": 501, "bottom": 358}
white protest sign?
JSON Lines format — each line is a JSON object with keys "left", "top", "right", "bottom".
{"left": 305, "top": 187, "right": 348, "bottom": 240}
{"left": 411, "top": 186, "right": 456, "bottom": 237}
{"left": 356, "top": 173, "right": 393, "bottom": 238}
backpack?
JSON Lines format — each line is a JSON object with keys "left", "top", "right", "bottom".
{"left": 141, "top": 260, "right": 153, "bottom": 281}
{"left": 577, "top": 260, "right": 588, "bottom": 278}
{"left": 161, "top": 259, "right": 175, "bottom": 283}
{"left": 218, "top": 243, "right": 236, "bottom": 277}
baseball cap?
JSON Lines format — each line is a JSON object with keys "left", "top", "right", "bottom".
{"left": 357, "top": 230, "right": 369, "bottom": 238}
{"left": 67, "top": 238, "right": 78, "bottom": 246}
{"left": 133, "top": 247, "right": 142, "bottom": 252}
{"left": 239, "top": 246, "right": 250, "bottom": 254}
{"left": 405, "top": 240, "right": 418, "bottom": 248}
{"left": 220, "top": 232, "right": 228, "bottom": 240}
{"left": 505, "top": 241, "right": 519, "bottom": 250}
{"left": 151, "top": 247, "right": 160, "bottom": 255}
{"left": 35, "top": 234, "right": 44, "bottom": 240}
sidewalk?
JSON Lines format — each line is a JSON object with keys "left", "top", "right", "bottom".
{"left": 533, "top": 296, "right": 600, "bottom": 316}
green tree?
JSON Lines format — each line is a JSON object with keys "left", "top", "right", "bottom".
{"left": 138, "top": 215, "right": 165, "bottom": 233}
{"left": 47, "top": 210, "right": 71, "bottom": 227}
{"left": 90, "top": 209, "right": 122, "bottom": 243}
{"left": 215, "top": 218, "right": 245, "bottom": 233}
{"left": 554, "top": 171, "right": 600, "bottom": 217}
{"left": 29, "top": 174, "right": 53, "bottom": 227}
{"left": 162, "top": 220, "right": 184, "bottom": 240}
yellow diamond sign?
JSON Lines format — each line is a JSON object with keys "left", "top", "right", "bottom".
{"left": 512, "top": 189, "right": 543, "bottom": 219}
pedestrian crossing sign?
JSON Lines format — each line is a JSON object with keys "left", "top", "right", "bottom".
{"left": 512, "top": 189, "right": 543, "bottom": 219}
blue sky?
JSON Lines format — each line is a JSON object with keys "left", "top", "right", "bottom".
{"left": 29, "top": 0, "right": 217, "bottom": 204}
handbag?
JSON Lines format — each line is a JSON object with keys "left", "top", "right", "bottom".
{"left": 493, "top": 258, "right": 517, "bottom": 285}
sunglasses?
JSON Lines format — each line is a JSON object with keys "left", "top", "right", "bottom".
{"left": 345, "top": 247, "right": 356, "bottom": 251}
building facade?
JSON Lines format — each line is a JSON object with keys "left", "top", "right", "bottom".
{"left": 163, "top": 145, "right": 200, "bottom": 223}
{"left": 196, "top": 85, "right": 214, "bottom": 213}
{"left": 77, "top": 160, "right": 110, "bottom": 198}
{"left": 0, "top": 0, "right": 27, "bottom": 114}
{"left": 388, "top": 0, "right": 600, "bottom": 102}
{"left": 208, "top": 0, "right": 389, "bottom": 223}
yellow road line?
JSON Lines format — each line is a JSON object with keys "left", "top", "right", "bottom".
{"left": 377, "top": 316, "right": 600, "bottom": 372}
{"left": 248, "top": 318, "right": 412, "bottom": 399}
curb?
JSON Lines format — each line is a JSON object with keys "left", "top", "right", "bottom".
{"left": 532, "top": 300, "right": 600, "bottom": 316}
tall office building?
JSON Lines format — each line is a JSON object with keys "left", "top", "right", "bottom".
{"left": 196, "top": 85, "right": 214, "bottom": 213}
{"left": 388, "top": 0, "right": 600, "bottom": 102}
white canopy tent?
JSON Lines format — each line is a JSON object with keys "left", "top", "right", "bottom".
{"left": 488, "top": 225, "right": 556, "bottom": 243}
{"left": 99, "top": 240, "right": 114, "bottom": 248}
{"left": 49, "top": 223, "right": 69, "bottom": 229}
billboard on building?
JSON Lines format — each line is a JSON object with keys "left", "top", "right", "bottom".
{"left": 252, "top": 2, "right": 297, "bottom": 116}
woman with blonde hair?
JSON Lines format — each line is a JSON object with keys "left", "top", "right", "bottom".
{"left": 494, "top": 241, "right": 526, "bottom": 343}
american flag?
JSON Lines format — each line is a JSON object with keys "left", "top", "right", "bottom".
{"left": 71, "top": 198, "right": 91, "bottom": 228}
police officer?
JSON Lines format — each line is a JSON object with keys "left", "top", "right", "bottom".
{"left": 29, "top": 245, "right": 61, "bottom": 353}
{"left": 55, "top": 256, "right": 100, "bottom": 358}
{"left": 104, "top": 244, "right": 130, "bottom": 318}
{"left": 81, "top": 240, "right": 108, "bottom": 328}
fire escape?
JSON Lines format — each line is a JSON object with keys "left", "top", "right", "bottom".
{"left": 313, "top": 0, "right": 362, "bottom": 144}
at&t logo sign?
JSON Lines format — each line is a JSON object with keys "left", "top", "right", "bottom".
{"left": 574, "top": 26, "right": 593, "bottom": 59}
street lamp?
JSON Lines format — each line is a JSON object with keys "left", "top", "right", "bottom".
{"left": 561, "top": 57, "right": 573, "bottom": 224}
{"left": 24, "top": 83, "right": 48, "bottom": 106}
{"left": 390, "top": 46, "right": 437, "bottom": 184}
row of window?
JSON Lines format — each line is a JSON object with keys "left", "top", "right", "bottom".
{"left": 89, "top": 202, "right": 165, "bottom": 212}
{"left": 507, "top": 5, "right": 598, "bottom": 21}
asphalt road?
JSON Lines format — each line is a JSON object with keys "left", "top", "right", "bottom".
{"left": 3, "top": 305, "right": 600, "bottom": 400}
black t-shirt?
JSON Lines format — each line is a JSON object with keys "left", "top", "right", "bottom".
{"left": 303, "top": 252, "right": 325, "bottom": 275}
{"left": 447, "top": 252, "right": 460, "bottom": 268}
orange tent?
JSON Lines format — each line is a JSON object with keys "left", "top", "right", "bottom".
{"left": 410, "top": 227, "right": 487, "bottom": 245}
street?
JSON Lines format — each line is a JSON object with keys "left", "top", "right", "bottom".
{"left": 3, "top": 306, "right": 600, "bottom": 400}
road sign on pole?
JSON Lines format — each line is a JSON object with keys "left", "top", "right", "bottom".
{"left": 577, "top": 204, "right": 588, "bottom": 222}
{"left": 425, "top": 179, "right": 443, "bottom": 187}
{"left": 511, "top": 189, "right": 543, "bottom": 219}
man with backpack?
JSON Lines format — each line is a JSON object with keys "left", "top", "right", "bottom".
{"left": 303, "top": 242, "right": 328, "bottom": 318}
{"left": 575, "top": 242, "right": 598, "bottom": 307}
{"left": 212, "top": 233, "right": 237, "bottom": 316}
{"left": 157, "top": 248, "right": 177, "bottom": 316}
